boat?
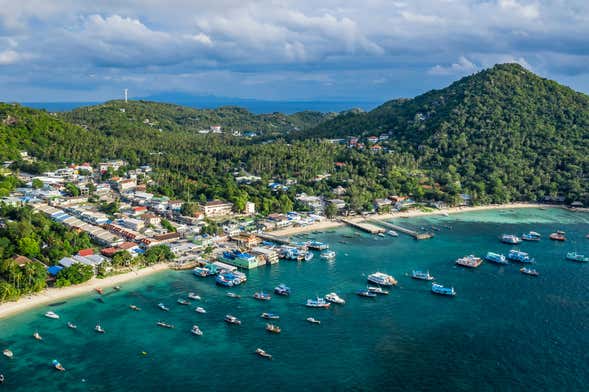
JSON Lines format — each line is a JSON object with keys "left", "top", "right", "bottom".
{"left": 549, "top": 231, "right": 566, "bottom": 241}
{"left": 274, "top": 284, "right": 291, "bottom": 296}
{"left": 224, "top": 314, "right": 242, "bottom": 325}
{"left": 52, "top": 359, "right": 65, "bottom": 371}
{"left": 156, "top": 321, "right": 175, "bottom": 329}
{"left": 320, "top": 250, "right": 336, "bottom": 259}
{"left": 113, "top": 285, "right": 122, "bottom": 291}
{"left": 191, "top": 325, "right": 203, "bottom": 336}
{"left": 226, "top": 292, "right": 241, "bottom": 298}
{"left": 377, "top": 232, "right": 386, "bottom": 238}
{"left": 95, "top": 288, "right": 104, "bottom": 295}
{"left": 188, "top": 292, "right": 201, "bottom": 300}
{"left": 96, "top": 297, "right": 105, "bottom": 304}
{"left": 177, "top": 299, "right": 190, "bottom": 305}
{"left": 157, "top": 303, "right": 170, "bottom": 311}
{"left": 367, "top": 272, "right": 397, "bottom": 286}
{"left": 265, "top": 323, "right": 281, "bottom": 334}
{"left": 507, "top": 250, "right": 534, "bottom": 263}
{"left": 129, "top": 305, "right": 141, "bottom": 311}
{"left": 304, "top": 252, "right": 314, "bottom": 261}
{"left": 215, "top": 271, "right": 247, "bottom": 287}
{"left": 431, "top": 283, "right": 456, "bottom": 296}
{"left": 253, "top": 291, "right": 272, "bottom": 301}
{"left": 521, "top": 231, "right": 541, "bottom": 241}
{"left": 33, "top": 331, "right": 43, "bottom": 340}
{"left": 261, "top": 312, "right": 280, "bottom": 320}
{"left": 195, "top": 307, "right": 206, "bottom": 314}
{"left": 387, "top": 230, "right": 399, "bottom": 237}
{"left": 44, "top": 311, "right": 60, "bottom": 319}
{"left": 367, "top": 286, "right": 389, "bottom": 295}
{"left": 565, "top": 252, "right": 589, "bottom": 262}
{"left": 356, "top": 289, "right": 377, "bottom": 298}
{"left": 307, "top": 241, "right": 329, "bottom": 250}
{"left": 3, "top": 349, "right": 13, "bottom": 359}
{"left": 306, "top": 317, "right": 321, "bottom": 324}
{"left": 411, "top": 270, "right": 435, "bottom": 281}
{"left": 255, "top": 348, "right": 272, "bottom": 360}
{"left": 455, "top": 255, "right": 483, "bottom": 268}
{"left": 193, "top": 266, "right": 214, "bottom": 277}
{"left": 520, "top": 267, "right": 539, "bottom": 276}
{"left": 0, "top": 374, "right": 4, "bottom": 383}
{"left": 305, "top": 297, "right": 331, "bottom": 308}
{"left": 324, "top": 292, "right": 345, "bottom": 304}
{"left": 501, "top": 234, "right": 521, "bottom": 244}
{"left": 67, "top": 322, "right": 77, "bottom": 329}
{"left": 94, "top": 324, "right": 105, "bottom": 333}
{"left": 485, "top": 252, "right": 508, "bottom": 265}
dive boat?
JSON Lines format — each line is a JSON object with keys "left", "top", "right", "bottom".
{"left": 177, "top": 299, "right": 190, "bottom": 305}
{"left": 324, "top": 292, "right": 345, "bottom": 304}
{"left": 485, "top": 252, "right": 508, "bottom": 265}
{"left": 431, "top": 283, "right": 456, "bottom": 296}
{"left": 566, "top": 252, "right": 589, "bottom": 262}
{"left": 52, "top": 359, "right": 65, "bottom": 371}
{"left": 67, "top": 322, "right": 77, "bottom": 329}
{"left": 253, "top": 291, "right": 272, "bottom": 301}
{"left": 3, "top": 349, "right": 13, "bottom": 359}
{"left": 356, "top": 289, "right": 377, "bottom": 298}
{"left": 157, "top": 303, "right": 170, "bottom": 311}
{"left": 224, "top": 315, "right": 242, "bottom": 325}
{"left": 507, "top": 250, "right": 534, "bottom": 263}
{"left": 367, "top": 272, "right": 397, "bottom": 286}
{"left": 387, "top": 230, "right": 399, "bottom": 237}
{"left": 94, "top": 324, "right": 105, "bottom": 333}
{"left": 226, "top": 292, "right": 241, "bottom": 298}
{"left": 367, "top": 286, "right": 389, "bottom": 295}
{"left": 33, "top": 331, "right": 43, "bottom": 341}
{"left": 306, "top": 317, "right": 321, "bottom": 324}
{"left": 411, "top": 270, "right": 435, "bottom": 281}
{"left": 188, "top": 292, "right": 201, "bottom": 300}
{"left": 455, "top": 255, "right": 483, "bottom": 268}
{"left": 156, "top": 321, "right": 175, "bottom": 329}
{"left": 320, "top": 250, "right": 336, "bottom": 259}
{"left": 44, "top": 311, "right": 60, "bottom": 319}
{"left": 265, "top": 323, "right": 281, "bottom": 334}
{"left": 501, "top": 234, "right": 521, "bottom": 245}
{"left": 191, "top": 325, "right": 203, "bottom": 336}
{"left": 195, "top": 307, "right": 207, "bottom": 314}
{"left": 129, "top": 305, "right": 141, "bottom": 311}
{"left": 521, "top": 231, "right": 541, "bottom": 241}
{"left": 520, "top": 267, "right": 539, "bottom": 276}
{"left": 274, "top": 284, "right": 291, "bottom": 296}
{"left": 261, "top": 312, "right": 280, "bottom": 320}
{"left": 305, "top": 297, "right": 331, "bottom": 308}
{"left": 549, "top": 231, "right": 566, "bottom": 241}
{"left": 255, "top": 348, "right": 272, "bottom": 359}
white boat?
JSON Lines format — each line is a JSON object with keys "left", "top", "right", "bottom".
{"left": 411, "top": 270, "right": 435, "bottom": 281}
{"left": 306, "top": 317, "right": 321, "bottom": 324}
{"left": 195, "top": 307, "right": 206, "bottom": 314}
{"left": 320, "top": 250, "right": 336, "bottom": 259}
{"left": 44, "top": 311, "right": 60, "bottom": 319}
{"left": 33, "top": 331, "right": 43, "bottom": 340}
{"left": 387, "top": 230, "right": 399, "bottom": 237}
{"left": 191, "top": 325, "right": 203, "bottom": 336}
{"left": 367, "top": 286, "right": 389, "bottom": 295}
{"left": 324, "top": 292, "right": 346, "bottom": 304}
{"left": 367, "top": 272, "right": 397, "bottom": 286}
{"left": 158, "top": 303, "right": 170, "bottom": 311}
{"left": 188, "top": 292, "right": 201, "bottom": 300}
{"left": 95, "top": 324, "right": 105, "bottom": 333}
{"left": 3, "top": 349, "right": 13, "bottom": 359}
{"left": 67, "top": 322, "right": 77, "bottom": 329}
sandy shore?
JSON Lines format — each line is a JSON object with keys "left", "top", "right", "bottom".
{"left": 271, "top": 203, "right": 560, "bottom": 237}
{"left": 0, "top": 263, "right": 170, "bottom": 320}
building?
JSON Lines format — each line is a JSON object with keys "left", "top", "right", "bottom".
{"left": 168, "top": 200, "right": 183, "bottom": 211}
{"left": 121, "top": 218, "right": 145, "bottom": 232}
{"left": 203, "top": 200, "right": 233, "bottom": 218}
{"left": 328, "top": 199, "right": 347, "bottom": 210}
{"left": 232, "top": 234, "right": 262, "bottom": 248}
{"left": 143, "top": 213, "right": 161, "bottom": 226}
{"left": 245, "top": 201, "right": 256, "bottom": 215}
{"left": 374, "top": 198, "right": 393, "bottom": 210}
{"left": 250, "top": 247, "right": 280, "bottom": 264}
{"left": 114, "top": 178, "right": 137, "bottom": 193}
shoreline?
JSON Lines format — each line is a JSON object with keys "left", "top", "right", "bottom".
{"left": 0, "top": 263, "right": 170, "bottom": 320}
{"left": 271, "top": 203, "right": 568, "bottom": 237}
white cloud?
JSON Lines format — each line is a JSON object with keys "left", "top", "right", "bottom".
{"left": 0, "top": 49, "right": 32, "bottom": 65}
{"left": 428, "top": 56, "right": 477, "bottom": 76}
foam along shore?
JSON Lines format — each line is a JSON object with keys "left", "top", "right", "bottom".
{"left": 0, "top": 263, "right": 170, "bottom": 320}
{"left": 271, "top": 203, "right": 563, "bottom": 237}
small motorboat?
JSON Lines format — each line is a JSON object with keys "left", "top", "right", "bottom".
{"left": 265, "top": 323, "right": 281, "bottom": 334}
{"left": 188, "top": 292, "right": 201, "bottom": 300}
{"left": 565, "top": 252, "right": 589, "bottom": 262}
{"left": 253, "top": 291, "right": 272, "bottom": 301}
{"left": 520, "top": 267, "right": 539, "bottom": 276}
{"left": 387, "top": 230, "right": 399, "bottom": 237}
{"left": 3, "top": 349, "right": 13, "bottom": 359}
{"left": 324, "top": 292, "right": 345, "bottom": 304}
{"left": 320, "top": 250, "right": 336, "bottom": 259}
{"left": 306, "top": 317, "right": 321, "bottom": 324}
{"left": 255, "top": 348, "right": 272, "bottom": 360}
{"left": 52, "top": 359, "right": 65, "bottom": 371}
{"left": 95, "top": 324, "right": 105, "bottom": 334}
{"left": 129, "top": 305, "right": 141, "bottom": 311}
{"left": 367, "top": 286, "right": 389, "bottom": 295}
{"left": 226, "top": 292, "right": 241, "bottom": 298}
{"left": 67, "top": 322, "right": 77, "bottom": 329}
{"left": 156, "top": 321, "right": 175, "bottom": 329}
{"left": 411, "top": 270, "right": 435, "bottom": 280}
{"left": 224, "top": 315, "right": 242, "bottom": 325}
{"left": 177, "top": 299, "right": 190, "bottom": 305}
{"left": 113, "top": 286, "right": 122, "bottom": 291}
{"left": 191, "top": 325, "right": 203, "bottom": 336}
{"left": 0, "top": 374, "right": 4, "bottom": 383}
{"left": 195, "top": 307, "right": 206, "bottom": 314}
{"left": 274, "top": 284, "right": 291, "bottom": 296}
{"left": 44, "top": 311, "right": 60, "bottom": 319}
{"left": 261, "top": 312, "right": 280, "bottom": 320}
{"left": 95, "top": 288, "right": 104, "bottom": 295}
{"left": 356, "top": 289, "right": 377, "bottom": 298}
{"left": 33, "top": 331, "right": 43, "bottom": 341}
{"left": 550, "top": 231, "right": 566, "bottom": 241}
{"left": 158, "top": 303, "right": 170, "bottom": 311}
{"left": 377, "top": 232, "right": 385, "bottom": 237}
{"left": 521, "top": 232, "right": 541, "bottom": 241}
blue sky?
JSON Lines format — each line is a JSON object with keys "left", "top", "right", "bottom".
{"left": 1, "top": 0, "right": 588, "bottom": 103}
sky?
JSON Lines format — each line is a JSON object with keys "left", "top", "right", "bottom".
{"left": 1, "top": 0, "right": 589, "bottom": 103}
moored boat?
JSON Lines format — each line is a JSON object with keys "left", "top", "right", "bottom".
{"left": 195, "top": 307, "right": 207, "bottom": 314}
{"left": 215, "top": 271, "right": 247, "bottom": 287}
{"left": 67, "top": 322, "right": 77, "bottom": 329}
{"left": 507, "top": 250, "right": 534, "bottom": 263}
{"left": 367, "top": 272, "right": 397, "bottom": 286}
{"left": 320, "top": 250, "right": 336, "bottom": 259}
{"left": 157, "top": 303, "right": 170, "bottom": 311}
{"left": 549, "top": 231, "right": 566, "bottom": 241}
{"left": 387, "top": 230, "right": 399, "bottom": 237}
{"left": 226, "top": 292, "right": 241, "bottom": 298}
{"left": 367, "top": 286, "right": 389, "bottom": 295}
{"left": 44, "top": 311, "right": 60, "bottom": 319}
{"left": 455, "top": 255, "right": 483, "bottom": 268}
{"left": 253, "top": 291, "right": 272, "bottom": 301}
{"left": 411, "top": 270, "right": 435, "bottom": 280}
{"left": 129, "top": 305, "right": 141, "bottom": 311}
{"left": 520, "top": 267, "right": 539, "bottom": 276}
{"left": 33, "top": 331, "right": 43, "bottom": 341}
{"left": 501, "top": 234, "right": 521, "bottom": 244}
{"left": 324, "top": 292, "right": 345, "bottom": 304}
{"left": 95, "top": 288, "right": 104, "bottom": 295}
{"left": 431, "top": 283, "right": 456, "bottom": 296}
{"left": 193, "top": 266, "right": 214, "bottom": 277}
{"left": 156, "top": 321, "right": 175, "bottom": 329}
{"left": 191, "top": 325, "right": 203, "bottom": 336}
{"left": 265, "top": 323, "right": 281, "bottom": 334}
{"left": 274, "top": 283, "right": 291, "bottom": 296}
{"left": 255, "top": 348, "right": 272, "bottom": 359}
{"left": 188, "top": 292, "right": 201, "bottom": 300}
{"left": 305, "top": 297, "right": 331, "bottom": 308}
{"left": 52, "top": 359, "right": 65, "bottom": 371}
{"left": 177, "top": 299, "right": 190, "bottom": 305}
{"left": 521, "top": 231, "right": 541, "bottom": 241}
{"left": 565, "top": 252, "right": 589, "bottom": 262}
{"left": 261, "top": 312, "right": 280, "bottom": 320}
{"left": 306, "top": 317, "right": 321, "bottom": 324}
{"left": 356, "top": 289, "right": 377, "bottom": 298}
{"left": 224, "top": 314, "right": 242, "bottom": 325}
{"left": 485, "top": 252, "right": 508, "bottom": 265}
{"left": 304, "top": 252, "right": 314, "bottom": 261}
{"left": 95, "top": 324, "right": 105, "bottom": 333}
{"left": 3, "top": 349, "right": 13, "bottom": 359}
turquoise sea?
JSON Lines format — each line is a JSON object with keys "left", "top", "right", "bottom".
{"left": 1, "top": 208, "right": 588, "bottom": 391}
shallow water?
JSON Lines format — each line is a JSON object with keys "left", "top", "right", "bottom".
{"left": 0, "top": 208, "right": 588, "bottom": 391}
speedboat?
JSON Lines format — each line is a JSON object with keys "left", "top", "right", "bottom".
{"left": 177, "top": 299, "right": 189, "bottom": 305}
{"left": 455, "top": 255, "right": 483, "bottom": 268}
{"left": 44, "top": 311, "right": 60, "bottom": 319}
{"left": 520, "top": 267, "right": 539, "bottom": 276}
{"left": 411, "top": 270, "right": 435, "bottom": 280}
{"left": 306, "top": 317, "right": 321, "bottom": 324}
{"left": 305, "top": 297, "right": 331, "bottom": 308}
{"left": 129, "top": 305, "right": 141, "bottom": 311}
{"left": 320, "top": 250, "right": 336, "bottom": 259}
{"left": 255, "top": 348, "right": 272, "bottom": 359}
{"left": 188, "top": 292, "right": 201, "bottom": 300}
{"left": 195, "top": 307, "right": 206, "bottom": 314}
{"left": 367, "top": 286, "right": 389, "bottom": 295}
{"left": 265, "top": 323, "right": 281, "bottom": 334}
{"left": 226, "top": 292, "right": 241, "bottom": 298}
{"left": 261, "top": 312, "right": 280, "bottom": 320}
{"left": 521, "top": 231, "right": 541, "bottom": 241}
{"left": 565, "top": 252, "right": 589, "bottom": 262}
{"left": 549, "top": 231, "right": 566, "bottom": 241}
{"left": 367, "top": 272, "right": 397, "bottom": 286}
{"left": 485, "top": 252, "right": 508, "bottom": 265}
{"left": 225, "top": 315, "right": 242, "bottom": 325}
{"left": 3, "top": 349, "right": 13, "bottom": 359}
{"left": 274, "top": 284, "right": 291, "bottom": 296}
{"left": 431, "top": 283, "right": 456, "bottom": 296}
{"left": 33, "top": 331, "right": 43, "bottom": 341}
{"left": 191, "top": 325, "right": 203, "bottom": 336}
{"left": 156, "top": 321, "right": 175, "bottom": 329}
{"left": 501, "top": 234, "right": 521, "bottom": 244}
{"left": 158, "top": 303, "right": 170, "bottom": 311}
{"left": 507, "top": 250, "right": 534, "bottom": 263}
{"left": 253, "top": 291, "right": 272, "bottom": 301}
{"left": 324, "top": 292, "right": 345, "bottom": 304}
{"left": 67, "top": 322, "right": 77, "bottom": 329}
{"left": 52, "top": 359, "right": 65, "bottom": 371}
{"left": 95, "top": 324, "right": 105, "bottom": 334}
{"left": 387, "top": 230, "right": 399, "bottom": 237}
{"left": 356, "top": 289, "right": 377, "bottom": 298}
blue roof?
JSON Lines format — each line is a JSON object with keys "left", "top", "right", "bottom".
{"left": 47, "top": 266, "right": 63, "bottom": 276}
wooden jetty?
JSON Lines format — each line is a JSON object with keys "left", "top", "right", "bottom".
{"left": 369, "top": 220, "right": 434, "bottom": 240}
{"left": 341, "top": 219, "right": 386, "bottom": 234}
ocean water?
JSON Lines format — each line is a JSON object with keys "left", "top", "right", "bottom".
{"left": 0, "top": 208, "right": 588, "bottom": 391}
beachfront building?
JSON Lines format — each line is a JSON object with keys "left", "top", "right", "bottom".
{"left": 250, "top": 247, "right": 280, "bottom": 265}
{"left": 203, "top": 200, "right": 233, "bottom": 218}
{"left": 232, "top": 234, "right": 262, "bottom": 249}
{"left": 219, "top": 249, "right": 261, "bottom": 269}
{"left": 374, "top": 198, "right": 393, "bottom": 211}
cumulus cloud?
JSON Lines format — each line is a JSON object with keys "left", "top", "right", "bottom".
{"left": 428, "top": 57, "right": 478, "bottom": 76}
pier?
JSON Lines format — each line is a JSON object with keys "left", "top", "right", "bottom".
{"left": 369, "top": 220, "right": 434, "bottom": 240}
{"left": 257, "top": 233, "right": 293, "bottom": 245}
{"left": 341, "top": 219, "right": 386, "bottom": 234}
